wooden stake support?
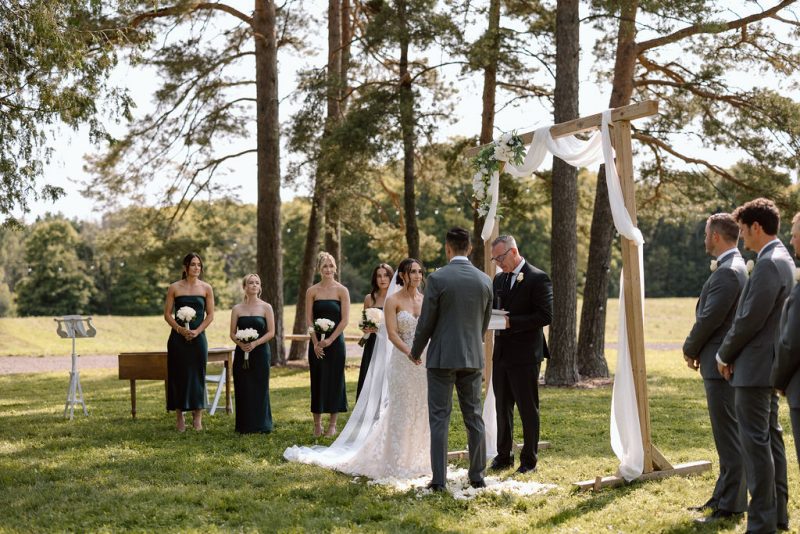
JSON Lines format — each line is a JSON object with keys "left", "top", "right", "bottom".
{"left": 467, "top": 100, "right": 711, "bottom": 490}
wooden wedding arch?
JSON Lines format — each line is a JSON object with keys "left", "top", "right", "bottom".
{"left": 465, "top": 100, "right": 711, "bottom": 490}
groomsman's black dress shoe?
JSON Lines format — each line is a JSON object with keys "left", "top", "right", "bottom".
{"left": 469, "top": 479, "right": 486, "bottom": 489}
{"left": 693, "top": 510, "right": 742, "bottom": 525}
{"left": 489, "top": 457, "right": 513, "bottom": 471}
{"left": 686, "top": 500, "right": 715, "bottom": 512}
{"left": 778, "top": 522, "right": 790, "bottom": 531}
{"left": 426, "top": 482, "right": 446, "bottom": 492}
{"left": 515, "top": 464, "right": 536, "bottom": 475}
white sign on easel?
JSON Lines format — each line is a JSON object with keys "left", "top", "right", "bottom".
{"left": 55, "top": 315, "right": 96, "bottom": 420}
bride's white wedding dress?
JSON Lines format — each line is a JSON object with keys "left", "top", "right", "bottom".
{"left": 342, "top": 311, "right": 430, "bottom": 479}
{"left": 284, "top": 310, "right": 430, "bottom": 480}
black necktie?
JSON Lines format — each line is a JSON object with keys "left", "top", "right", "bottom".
{"left": 504, "top": 272, "right": 513, "bottom": 293}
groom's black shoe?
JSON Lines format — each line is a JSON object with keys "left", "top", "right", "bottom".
{"left": 489, "top": 456, "right": 513, "bottom": 471}
{"left": 426, "top": 482, "right": 446, "bottom": 493}
{"left": 469, "top": 479, "right": 486, "bottom": 489}
{"left": 515, "top": 464, "right": 536, "bottom": 475}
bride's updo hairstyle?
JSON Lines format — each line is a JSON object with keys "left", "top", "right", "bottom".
{"left": 395, "top": 257, "right": 425, "bottom": 288}
{"left": 316, "top": 251, "right": 337, "bottom": 274}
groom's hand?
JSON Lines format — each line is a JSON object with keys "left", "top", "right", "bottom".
{"left": 407, "top": 350, "right": 422, "bottom": 365}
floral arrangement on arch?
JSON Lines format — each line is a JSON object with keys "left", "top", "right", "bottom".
{"left": 471, "top": 132, "right": 526, "bottom": 217}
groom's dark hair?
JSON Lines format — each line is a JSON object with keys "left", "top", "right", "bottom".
{"left": 446, "top": 227, "right": 471, "bottom": 254}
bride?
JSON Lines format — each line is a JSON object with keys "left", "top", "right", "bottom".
{"left": 284, "top": 258, "right": 431, "bottom": 480}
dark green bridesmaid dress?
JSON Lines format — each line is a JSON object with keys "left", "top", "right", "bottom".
{"left": 233, "top": 315, "right": 273, "bottom": 433}
{"left": 308, "top": 299, "right": 348, "bottom": 414}
{"left": 356, "top": 307, "right": 382, "bottom": 399}
{"left": 167, "top": 295, "right": 207, "bottom": 411}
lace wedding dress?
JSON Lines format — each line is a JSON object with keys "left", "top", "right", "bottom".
{"left": 284, "top": 310, "right": 431, "bottom": 480}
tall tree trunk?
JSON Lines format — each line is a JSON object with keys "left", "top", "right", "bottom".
{"left": 397, "top": 0, "right": 419, "bottom": 259}
{"left": 288, "top": 189, "right": 325, "bottom": 360}
{"left": 577, "top": 0, "right": 638, "bottom": 377}
{"left": 290, "top": 0, "right": 343, "bottom": 359}
{"left": 471, "top": 0, "right": 501, "bottom": 268}
{"left": 253, "top": 0, "right": 284, "bottom": 364}
{"left": 545, "top": 0, "right": 580, "bottom": 385}
{"left": 324, "top": 221, "right": 342, "bottom": 272}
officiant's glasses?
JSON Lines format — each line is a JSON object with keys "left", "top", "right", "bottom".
{"left": 491, "top": 248, "right": 512, "bottom": 264}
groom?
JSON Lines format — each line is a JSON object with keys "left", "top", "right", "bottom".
{"left": 410, "top": 227, "right": 493, "bottom": 491}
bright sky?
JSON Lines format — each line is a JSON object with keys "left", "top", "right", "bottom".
{"left": 20, "top": 1, "right": 796, "bottom": 223}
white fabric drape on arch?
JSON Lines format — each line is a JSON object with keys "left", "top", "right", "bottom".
{"left": 481, "top": 110, "right": 644, "bottom": 480}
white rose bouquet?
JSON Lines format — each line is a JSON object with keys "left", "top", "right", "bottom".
{"left": 235, "top": 327, "right": 260, "bottom": 369}
{"left": 308, "top": 318, "right": 336, "bottom": 341}
{"left": 176, "top": 306, "right": 196, "bottom": 342}
{"left": 358, "top": 307, "right": 384, "bottom": 347}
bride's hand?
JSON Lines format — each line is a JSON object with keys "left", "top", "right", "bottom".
{"left": 406, "top": 350, "right": 421, "bottom": 365}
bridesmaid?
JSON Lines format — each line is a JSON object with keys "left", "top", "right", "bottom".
{"left": 356, "top": 263, "right": 393, "bottom": 399}
{"left": 229, "top": 273, "right": 275, "bottom": 434}
{"left": 306, "top": 251, "right": 350, "bottom": 438}
{"left": 164, "top": 252, "right": 215, "bottom": 431}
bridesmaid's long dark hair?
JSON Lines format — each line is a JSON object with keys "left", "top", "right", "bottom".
{"left": 369, "top": 263, "right": 394, "bottom": 303}
{"left": 181, "top": 252, "right": 203, "bottom": 280}
{"left": 395, "top": 258, "right": 424, "bottom": 288}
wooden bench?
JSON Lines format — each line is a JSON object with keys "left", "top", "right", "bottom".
{"left": 118, "top": 347, "right": 234, "bottom": 418}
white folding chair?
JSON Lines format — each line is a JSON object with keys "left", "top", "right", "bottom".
{"left": 205, "top": 367, "right": 227, "bottom": 415}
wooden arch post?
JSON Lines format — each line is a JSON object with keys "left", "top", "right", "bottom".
{"left": 465, "top": 100, "right": 711, "bottom": 489}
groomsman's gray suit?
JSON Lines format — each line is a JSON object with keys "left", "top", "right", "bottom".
{"left": 718, "top": 240, "right": 794, "bottom": 532}
{"left": 411, "top": 257, "right": 493, "bottom": 486}
{"left": 683, "top": 250, "right": 747, "bottom": 513}
{"left": 772, "top": 282, "right": 800, "bottom": 469}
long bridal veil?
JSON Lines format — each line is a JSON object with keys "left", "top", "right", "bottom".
{"left": 283, "top": 276, "right": 401, "bottom": 468}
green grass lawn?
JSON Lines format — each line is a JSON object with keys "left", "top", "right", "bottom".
{"left": 2, "top": 348, "right": 799, "bottom": 532}
{"left": 0, "top": 298, "right": 693, "bottom": 356}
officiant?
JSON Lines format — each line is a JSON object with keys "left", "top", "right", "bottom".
{"left": 489, "top": 235, "right": 552, "bottom": 474}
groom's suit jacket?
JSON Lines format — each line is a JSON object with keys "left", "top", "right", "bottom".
{"left": 411, "top": 258, "right": 493, "bottom": 369}
{"left": 493, "top": 261, "right": 553, "bottom": 365}
{"left": 683, "top": 251, "right": 747, "bottom": 380}
{"left": 718, "top": 241, "right": 795, "bottom": 388}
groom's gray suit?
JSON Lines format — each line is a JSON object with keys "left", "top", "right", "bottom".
{"left": 411, "top": 257, "right": 493, "bottom": 486}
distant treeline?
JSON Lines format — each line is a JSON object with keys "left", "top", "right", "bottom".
{"left": 3, "top": 170, "right": 785, "bottom": 318}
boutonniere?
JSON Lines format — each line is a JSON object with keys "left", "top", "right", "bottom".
{"left": 516, "top": 272, "right": 524, "bottom": 283}
{"left": 710, "top": 260, "right": 718, "bottom": 272}
{"left": 794, "top": 267, "right": 800, "bottom": 282}
{"left": 746, "top": 259, "right": 755, "bottom": 274}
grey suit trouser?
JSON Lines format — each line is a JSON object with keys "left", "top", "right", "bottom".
{"left": 427, "top": 368, "right": 486, "bottom": 485}
{"left": 734, "top": 387, "right": 788, "bottom": 533}
{"left": 703, "top": 379, "right": 747, "bottom": 513}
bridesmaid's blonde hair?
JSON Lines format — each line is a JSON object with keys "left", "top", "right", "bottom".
{"left": 241, "top": 273, "right": 262, "bottom": 299}
{"left": 316, "top": 251, "right": 336, "bottom": 273}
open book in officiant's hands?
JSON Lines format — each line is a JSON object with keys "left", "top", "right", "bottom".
{"left": 489, "top": 309, "right": 508, "bottom": 330}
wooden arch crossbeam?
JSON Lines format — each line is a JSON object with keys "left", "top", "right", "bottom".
{"left": 465, "top": 100, "right": 711, "bottom": 490}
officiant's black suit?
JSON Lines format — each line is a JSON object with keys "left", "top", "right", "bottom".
{"left": 492, "top": 260, "right": 552, "bottom": 470}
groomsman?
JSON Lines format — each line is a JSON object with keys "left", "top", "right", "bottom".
{"left": 682, "top": 213, "right": 747, "bottom": 523}
{"left": 489, "top": 235, "right": 552, "bottom": 474}
{"left": 717, "top": 198, "right": 793, "bottom": 533}
{"left": 772, "top": 212, "right": 800, "bottom": 471}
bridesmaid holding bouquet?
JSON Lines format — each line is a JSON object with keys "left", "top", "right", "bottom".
{"left": 306, "top": 252, "right": 350, "bottom": 438}
{"left": 356, "top": 263, "right": 393, "bottom": 399}
{"left": 230, "top": 273, "right": 275, "bottom": 434}
{"left": 164, "top": 252, "right": 215, "bottom": 432}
